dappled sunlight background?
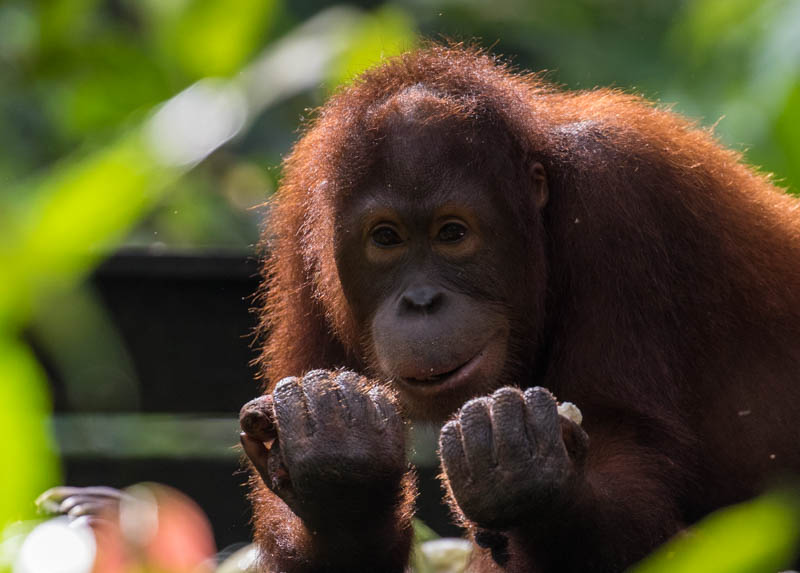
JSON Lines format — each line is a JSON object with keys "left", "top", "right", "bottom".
{"left": 1, "top": 0, "right": 800, "bottom": 572}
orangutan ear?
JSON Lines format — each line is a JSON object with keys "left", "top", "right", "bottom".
{"left": 531, "top": 162, "right": 549, "bottom": 210}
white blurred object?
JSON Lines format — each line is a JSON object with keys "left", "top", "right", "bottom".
{"left": 14, "top": 517, "right": 95, "bottom": 573}
{"left": 216, "top": 543, "right": 260, "bottom": 573}
{"left": 145, "top": 6, "right": 361, "bottom": 170}
{"left": 241, "top": 6, "right": 358, "bottom": 111}
{"left": 147, "top": 79, "right": 247, "bottom": 167}
{"left": 418, "top": 538, "right": 472, "bottom": 573}
{"left": 557, "top": 401, "right": 583, "bottom": 426}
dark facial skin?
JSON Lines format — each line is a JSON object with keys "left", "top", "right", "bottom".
{"left": 335, "top": 122, "right": 548, "bottom": 420}
{"left": 336, "top": 182, "right": 509, "bottom": 418}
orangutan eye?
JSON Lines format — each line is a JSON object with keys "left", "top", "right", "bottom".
{"left": 437, "top": 222, "right": 468, "bottom": 243}
{"left": 371, "top": 225, "right": 403, "bottom": 247}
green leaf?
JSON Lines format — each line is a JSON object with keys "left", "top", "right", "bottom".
{"left": 0, "top": 130, "right": 180, "bottom": 328}
{"left": 629, "top": 490, "right": 800, "bottom": 573}
{"left": 413, "top": 518, "right": 440, "bottom": 544}
{"left": 411, "top": 519, "right": 440, "bottom": 573}
{"left": 0, "top": 337, "right": 61, "bottom": 529}
{"left": 773, "top": 81, "right": 800, "bottom": 195}
{"left": 147, "top": 0, "right": 279, "bottom": 79}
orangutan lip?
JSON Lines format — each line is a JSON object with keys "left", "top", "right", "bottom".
{"left": 404, "top": 365, "right": 463, "bottom": 385}
{"left": 399, "top": 344, "right": 488, "bottom": 393}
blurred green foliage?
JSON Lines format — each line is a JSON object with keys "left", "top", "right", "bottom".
{"left": 630, "top": 489, "right": 800, "bottom": 573}
{"left": 147, "top": 0, "right": 279, "bottom": 79}
{"left": 1, "top": 0, "right": 799, "bottom": 570}
{"left": 0, "top": 338, "right": 60, "bottom": 541}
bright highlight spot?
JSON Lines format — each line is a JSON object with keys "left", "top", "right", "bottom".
{"left": 146, "top": 79, "right": 248, "bottom": 167}
{"left": 14, "top": 517, "right": 95, "bottom": 573}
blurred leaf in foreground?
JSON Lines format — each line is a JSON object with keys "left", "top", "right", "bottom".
{"left": 0, "top": 131, "right": 177, "bottom": 329}
{"left": 144, "top": 0, "right": 279, "bottom": 80}
{"left": 773, "top": 81, "right": 800, "bottom": 195}
{"left": 0, "top": 337, "right": 60, "bottom": 528}
{"left": 326, "top": 5, "right": 416, "bottom": 89}
{"left": 629, "top": 488, "right": 800, "bottom": 573}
